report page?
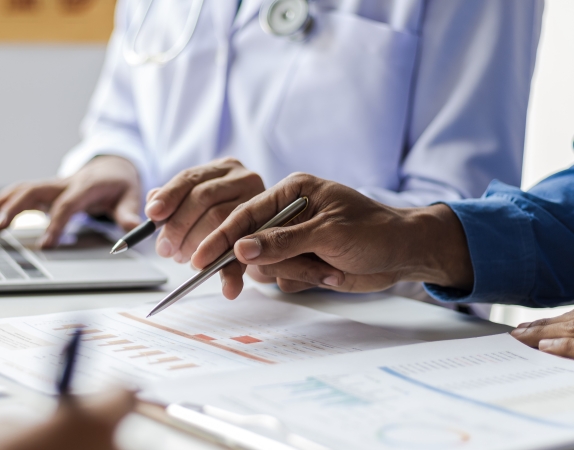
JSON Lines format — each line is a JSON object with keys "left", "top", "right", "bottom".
{"left": 145, "top": 334, "right": 574, "bottom": 450}
{"left": 0, "top": 289, "right": 415, "bottom": 394}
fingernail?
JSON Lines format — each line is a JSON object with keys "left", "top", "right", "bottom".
{"left": 0, "top": 211, "right": 6, "bottom": 228}
{"left": 516, "top": 322, "right": 532, "bottom": 329}
{"left": 539, "top": 339, "right": 555, "bottom": 351}
{"left": 511, "top": 327, "right": 527, "bottom": 336}
{"left": 145, "top": 200, "right": 165, "bottom": 217}
{"left": 157, "top": 238, "right": 173, "bottom": 257}
{"left": 174, "top": 251, "right": 187, "bottom": 264}
{"left": 322, "top": 275, "right": 340, "bottom": 287}
{"left": 236, "top": 239, "right": 261, "bottom": 260}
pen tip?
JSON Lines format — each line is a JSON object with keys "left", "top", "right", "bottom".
{"left": 110, "top": 240, "right": 128, "bottom": 255}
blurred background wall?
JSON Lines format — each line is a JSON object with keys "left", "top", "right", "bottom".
{"left": 0, "top": 0, "right": 112, "bottom": 183}
{"left": 0, "top": 0, "right": 573, "bottom": 324}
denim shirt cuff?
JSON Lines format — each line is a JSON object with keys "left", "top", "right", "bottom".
{"left": 424, "top": 196, "right": 536, "bottom": 304}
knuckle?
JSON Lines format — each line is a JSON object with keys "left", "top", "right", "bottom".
{"left": 277, "top": 278, "right": 298, "bottom": 293}
{"left": 530, "top": 318, "right": 549, "bottom": 328}
{"left": 564, "top": 321, "right": 574, "bottom": 335}
{"left": 302, "top": 266, "right": 323, "bottom": 283}
{"left": 165, "top": 217, "right": 187, "bottom": 240}
{"left": 218, "top": 156, "right": 241, "bottom": 167}
{"left": 267, "top": 228, "right": 294, "bottom": 252}
{"left": 257, "top": 264, "right": 274, "bottom": 277}
{"left": 243, "top": 172, "right": 264, "bottom": 191}
{"left": 206, "top": 205, "right": 231, "bottom": 228}
{"left": 557, "top": 338, "right": 574, "bottom": 354}
{"left": 182, "top": 170, "right": 203, "bottom": 187}
{"left": 191, "top": 184, "right": 211, "bottom": 208}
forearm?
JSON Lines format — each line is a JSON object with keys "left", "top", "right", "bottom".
{"left": 422, "top": 168, "right": 574, "bottom": 307}
{"left": 397, "top": 204, "right": 473, "bottom": 290}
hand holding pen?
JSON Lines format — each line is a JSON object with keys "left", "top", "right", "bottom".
{"left": 2, "top": 332, "right": 134, "bottom": 450}
{"left": 112, "top": 158, "right": 265, "bottom": 260}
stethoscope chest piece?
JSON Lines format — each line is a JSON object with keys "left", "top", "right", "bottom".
{"left": 259, "top": 0, "right": 312, "bottom": 39}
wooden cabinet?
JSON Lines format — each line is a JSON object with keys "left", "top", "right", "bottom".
{"left": 0, "top": 0, "right": 115, "bottom": 42}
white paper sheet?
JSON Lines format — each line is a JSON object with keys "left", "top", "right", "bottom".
{"left": 0, "top": 289, "right": 415, "bottom": 394}
{"left": 145, "top": 334, "right": 574, "bottom": 450}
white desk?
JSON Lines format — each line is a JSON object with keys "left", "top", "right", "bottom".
{"left": 0, "top": 246, "right": 511, "bottom": 450}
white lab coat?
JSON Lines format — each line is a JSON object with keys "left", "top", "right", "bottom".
{"left": 60, "top": 0, "right": 543, "bottom": 208}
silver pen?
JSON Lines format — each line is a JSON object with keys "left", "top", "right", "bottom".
{"left": 147, "top": 197, "right": 309, "bottom": 317}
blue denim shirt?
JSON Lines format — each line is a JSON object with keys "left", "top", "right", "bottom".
{"left": 425, "top": 167, "right": 574, "bottom": 308}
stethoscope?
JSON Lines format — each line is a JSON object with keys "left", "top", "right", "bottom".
{"left": 123, "top": 0, "right": 312, "bottom": 66}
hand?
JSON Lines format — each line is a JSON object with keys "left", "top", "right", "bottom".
{"left": 2, "top": 389, "right": 134, "bottom": 450}
{"left": 145, "top": 157, "right": 264, "bottom": 264}
{"left": 192, "top": 173, "right": 474, "bottom": 299}
{"left": 511, "top": 310, "right": 574, "bottom": 358}
{"left": 0, "top": 156, "right": 141, "bottom": 247}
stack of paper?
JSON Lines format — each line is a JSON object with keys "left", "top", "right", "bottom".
{"left": 145, "top": 334, "right": 574, "bottom": 450}
{"left": 0, "top": 289, "right": 415, "bottom": 394}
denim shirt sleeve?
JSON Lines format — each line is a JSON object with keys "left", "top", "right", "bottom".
{"left": 424, "top": 167, "right": 574, "bottom": 308}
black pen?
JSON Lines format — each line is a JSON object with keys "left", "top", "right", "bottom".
{"left": 110, "top": 219, "right": 167, "bottom": 254}
{"left": 57, "top": 329, "right": 82, "bottom": 396}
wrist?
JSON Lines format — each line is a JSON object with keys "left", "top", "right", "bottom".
{"left": 402, "top": 204, "right": 474, "bottom": 290}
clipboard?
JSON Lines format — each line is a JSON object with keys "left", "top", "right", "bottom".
{"left": 136, "top": 399, "right": 331, "bottom": 450}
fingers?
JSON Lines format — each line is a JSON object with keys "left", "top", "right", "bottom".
{"left": 192, "top": 173, "right": 314, "bottom": 269}
{"left": 174, "top": 202, "right": 237, "bottom": 263}
{"left": 276, "top": 278, "right": 317, "bottom": 293}
{"left": 112, "top": 187, "right": 142, "bottom": 232}
{"left": 245, "top": 264, "right": 276, "bottom": 283}
{"left": 41, "top": 187, "right": 91, "bottom": 247}
{"left": 233, "top": 218, "right": 324, "bottom": 266}
{"left": 538, "top": 338, "right": 574, "bottom": 359}
{"left": 155, "top": 178, "right": 245, "bottom": 258}
{"left": 219, "top": 260, "right": 246, "bottom": 300}
{"left": 256, "top": 255, "right": 344, "bottom": 289}
{"left": 146, "top": 188, "right": 160, "bottom": 203}
{"left": 515, "top": 309, "right": 574, "bottom": 330}
{"left": 144, "top": 161, "right": 233, "bottom": 222}
{"left": 511, "top": 317, "right": 574, "bottom": 348}
{"left": 0, "top": 181, "right": 65, "bottom": 229}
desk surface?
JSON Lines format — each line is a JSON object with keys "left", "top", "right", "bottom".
{"left": 0, "top": 247, "right": 511, "bottom": 450}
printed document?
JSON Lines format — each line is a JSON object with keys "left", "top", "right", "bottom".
{"left": 0, "top": 289, "right": 414, "bottom": 394}
{"left": 145, "top": 334, "right": 574, "bottom": 450}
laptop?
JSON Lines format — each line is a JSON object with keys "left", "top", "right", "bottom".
{"left": 0, "top": 223, "right": 167, "bottom": 292}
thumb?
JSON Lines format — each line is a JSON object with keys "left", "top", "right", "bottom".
{"left": 113, "top": 189, "right": 141, "bottom": 231}
{"left": 234, "top": 219, "right": 320, "bottom": 265}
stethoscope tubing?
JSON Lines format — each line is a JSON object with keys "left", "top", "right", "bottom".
{"left": 123, "top": 0, "right": 311, "bottom": 67}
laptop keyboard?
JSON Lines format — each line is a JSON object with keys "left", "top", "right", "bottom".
{"left": 0, "top": 237, "right": 46, "bottom": 280}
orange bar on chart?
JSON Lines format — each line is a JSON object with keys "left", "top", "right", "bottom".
{"left": 168, "top": 363, "right": 198, "bottom": 370}
{"left": 231, "top": 336, "right": 262, "bottom": 344}
{"left": 79, "top": 329, "right": 102, "bottom": 335}
{"left": 114, "top": 345, "right": 148, "bottom": 352}
{"left": 130, "top": 351, "right": 164, "bottom": 358}
{"left": 99, "top": 340, "right": 132, "bottom": 346}
{"left": 193, "top": 334, "right": 216, "bottom": 341}
{"left": 83, "top": 334, "right": 117, "bottom": 341}
{"left": 53, "top": 324, "right": 86, "bottom": 330}
{"left": 119, "top": 313, "right": 275, "bottom": 364}
{"left": 150, "top": 356, "right": 182, "bottom": 364}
